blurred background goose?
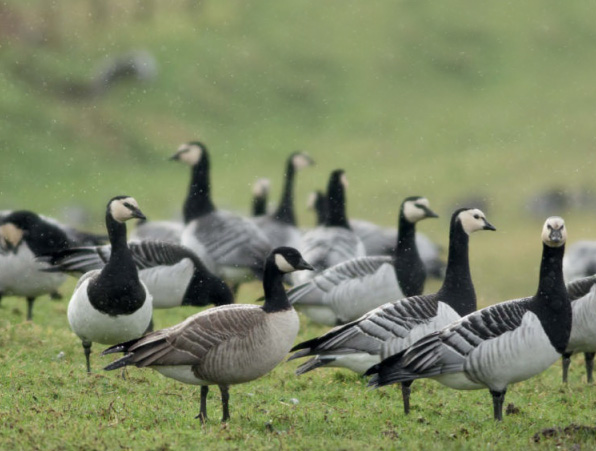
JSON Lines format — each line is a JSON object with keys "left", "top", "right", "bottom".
{"left": 67, "top": 196, "right": 153, "bottom": 373}
{"left": 42, "top": 240, "right": 234, "bottom": 311}
{"left": 102, "top": 247, "right": 313, "bottom": 424}
{"left": 288, "top": 196, "right": 439, "bottom": 326}
{"left": 0, "top": 210, "right": 72, "bottom": 320}
{"left": 306, "top": 192, "right": 445, "bottom": 279}
{"left": 367, "top": 217, "right": 570, "bottom": 421}
{"left": 251, "top": 178, "right": 271, "bottom": 217}
{"left": 172, "top": 141, "right": 272, "bottom": 292}
{"left": 251, "top": 151, "right": 314, "bottom": 249}
{"left": 294, "top": 169, "right": 365, "bottom": 285}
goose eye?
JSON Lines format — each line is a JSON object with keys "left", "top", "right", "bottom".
{"left": 474, "top": 214, "right": 480, "bottom": 220}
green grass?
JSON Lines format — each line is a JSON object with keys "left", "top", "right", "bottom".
{"left": 3, "top": 0, "right": 596, "bottom": 448}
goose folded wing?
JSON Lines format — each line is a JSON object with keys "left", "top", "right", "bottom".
{"left": 288, "top": 256, "right": 392, "bottom": 306}
{"left": 39, "top": 246, "right": 111, "bottom": 274}
{"left": 194, "top": 211, "right": 271, "bottom": 269}
{"left": 127, "top": 240, "right": 201, "bottom": 269}
{"left": 290, "top": 294, "right": 442, "bottom": 358}
{"left": 371, "top": 297, "right": 531, "bottom": 384}
{"left": 114, "top": 305, "right": 266, "bottom": 367}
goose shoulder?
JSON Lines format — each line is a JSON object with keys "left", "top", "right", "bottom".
{"left": 568, "top": 284, "right": 596, "bottom": 352}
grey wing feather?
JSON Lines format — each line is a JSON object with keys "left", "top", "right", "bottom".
{"left": 128, "top": 241, "right": 199, "bottom": 269}
{"left": 122, "top": 305, "right": 266, "bottom": 367}
{"left": 288, "top": 256, "right": 392, "bottom": 306}
{"left": 566, "top": 274, "right": 596, "bottom": 302}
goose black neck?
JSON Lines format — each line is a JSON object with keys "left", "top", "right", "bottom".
{"left": 252, "top": 195, "right": 267, "bottom": 216}
{"left": 87, "top": 213, "right": 145, "bottom": 316}
{"left": 325, "top": 177, "right": 349, "bottom": 229}
{"left": 394, "top": 214, "right": 425, "bottom": 297}
{"left": 530, "top": 244, "right": 570, "bottom": 354}
{"left": 262, "top": 262, "right": 292, "bottom": 313}
{"left": 273, "top": 161, "right": 296, "bottom": 225}
{"left": 183, "top": 154, "right": 215, "bottom": 223}
{"left": 437, "top": 221, "right": 476, "bottom": 316}
{"left": 314, "top": 192, "right": 327, "bottom": 226}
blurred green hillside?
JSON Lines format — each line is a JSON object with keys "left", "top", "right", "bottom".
{"left": 2, "top": 0, "right": 596, "bottom": 302}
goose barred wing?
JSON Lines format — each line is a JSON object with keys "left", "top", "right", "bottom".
{"left": 290, "top": 293, "right": 442, "bottom": 358}
{"left": 288, "top": 256, "right": 393, "bottom": 305}
{"left": 300, "top": 227, "right": 364, "bottom": 270}
{"left": 40, "top": 245, "right": 111, "bottom": 274}
{"left": 127, "top": 241, "right": 199, "bottom": 269}
{"left": 369, "top": 297, "right": 531, "bottom": 385}
{"left": 566, "top": 274, "right": 596, "bottom": 302}
{"left": 192, "top": 211, "right": 272, "bottom": 269}
{"left": 104, "top": 304, "right": 266, "bottom": 368}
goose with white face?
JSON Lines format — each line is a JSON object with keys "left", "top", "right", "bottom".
{"left": 292, "top": 152, "right": 314, "bottom": 171}
{"left": 273, "top": 247, "right": 315, "bottom": 274}
{"left": 340, "top": 173, "right": 349, "bottom": 189}
{"left": 403, "top": 197, "right": 439, "bottom": 223}
{"left": 542, "top": 216, "right": 566, "bottom": 247}
{"left": 109, "top": 197, "right": 146, "bottom": 223}
{"left": 170, "top": 142, "right": 203, "bottom": 166}
{"left": 458, "top": 208, "right": 496, "bottom": 235}
{"left": 0, "top": 223, "right": 24, "bottom": 253}
{"left": 252, "top": 178, "right": 271, "bottom": 197}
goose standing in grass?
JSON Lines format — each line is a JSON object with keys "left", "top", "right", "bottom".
{"left": 294, "top": 169, "right": 365, "bottom": 285}
{"left": 288, "top": 208, "right": 495, "bottom": 414}
{"left": 42, "top": 240, "right": 234, "bottom": 310}
{"left": 367, "top": 217, "right": 570, "bottom": 421}
{"left": 172, "top": 141, "right": 272, "bottom": 291}
{"left": 67, "top": 196, "right": 152, "bottom": 373}
{"left": 288, "top": 196, "right": 438, "bottom": 326}
{"left": 306, "top": 192, "right": 445, "bottom": 279}
{"left": 0, "top": 210, "right": 71, "bottom": 320}
{"left": 252, "top": 152, "right": 314, "bottom": 249}
{"left": 251, "top": 178, "right": 271, "bottom": 217}
{"left": 561, "top": 274, "right": 596, "bottom": 383}
{"left": 102, "top": 247, "right": 313, "bottom": 424}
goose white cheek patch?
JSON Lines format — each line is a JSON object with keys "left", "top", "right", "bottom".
{"left": 275, "top": 254, "right": 296, "bottom": 273}
{"left": 110, "top": 197, "right": 138, "bottom": 223}
{"left": 0, "top": 223, "right": 24, "bottom": 248}
{"left": 293, "top": 154, "right": 311, "bottom": 170}
{"left": 178, "top": 145, "right": 202, "bottom": 166}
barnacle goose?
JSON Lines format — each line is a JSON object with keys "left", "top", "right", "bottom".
{"left": 67, "top": 196, "right": 153, "bottom": 373}
{"left": 41, "top": 240, "right": 234, "bottom": 310}
{"left": 294, "top": 170, "right": 365, "bottom": 285}
{"left": 307, "top": 192, "right": 445, "bottom": 279}
{"left": 287, "top": 196, "right": 438, "bottom": 326}
{"left": 102, "top": 247, "right": 313, "bottom": 424}
{"left": 367, "top": 217, "right": 570, "bottom": 421}
{"left": 561, "top": 274, "right": 596, "bottom": 383}
{"left": 172, "top": 141, "right": 272, "bottom": 290}
{"left": 251, "top": 178, "right": 271, "bottom": 217}
{"left": 0, "top": 210, "right": 72, "bottom": 320}
{"left": 288, "top": 208, "right": 495, "bottom": 414}
{"left": 252, "top": 152, "right": 314, "bottom": 249}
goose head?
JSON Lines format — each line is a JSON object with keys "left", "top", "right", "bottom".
{"left": 169, "top": 141, "right": 206, "bottom": 167}
{"left": 270, "top": 247, "right": 314, "bottom": 274}
{"left": 108, "top": 196, "right": 146, "bottom": 223}
{"left": 455, "top": 208, "right": 496, "bottom": 235}
{"left": 542, "top": 216, "right": 566, "bottom": 248}
{"left": 0, "top": 211, "right": 41, "bottom": 253}
{"left": 402, "top": 196, "right": 439, "bottom": 223}
{"left": 290, "top": 152, "right": 315, "bottom": 171}
{"left": 252, "top": 178, "right": 271, "bottom": 198}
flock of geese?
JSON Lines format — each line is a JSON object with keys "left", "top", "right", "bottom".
{"left": 2, "top": 141, "right": 596, "bottom": 424}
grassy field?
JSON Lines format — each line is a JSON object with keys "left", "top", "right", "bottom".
{"left": 3, "top": 0, "right": 596, "bottom": 449}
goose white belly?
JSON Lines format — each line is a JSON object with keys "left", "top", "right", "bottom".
{"left": 155, "top": 309, "right": 300, "bottom": 386}
{"left": 139, "top": 259, "right": 194, "bottom": 309}
{"left": 67, "top": 277, "right": 153, "bottom": 345}
{"left": 0, "top": 245, "right": 65, "bottom": 297}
